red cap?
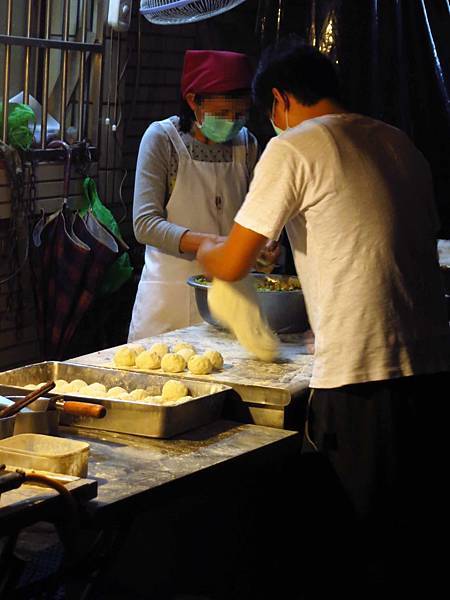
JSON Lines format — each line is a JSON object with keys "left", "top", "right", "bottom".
{"left": 181, "top": 50, "right": 252, "bottom": 98}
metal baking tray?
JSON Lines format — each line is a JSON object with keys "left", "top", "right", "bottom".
{"left": 0, "top": 362, "right": 230, "bottom": 438}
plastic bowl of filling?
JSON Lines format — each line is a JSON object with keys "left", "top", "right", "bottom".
{"left": 187, "top": 273, "right": 309, "bottom": 334}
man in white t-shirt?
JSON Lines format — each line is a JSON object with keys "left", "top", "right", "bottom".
{"left": 197, "top": 39, "right": 450, "bottom": 596}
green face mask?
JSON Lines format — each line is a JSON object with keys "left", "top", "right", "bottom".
{"left": 198, "top": 113, "right": 246, "bottom": 143}
{"left": 270, "top": 97, "right": 290, "bottom": 136}
{"left": 270, "top": 119, "right": 284, "bottom": 136}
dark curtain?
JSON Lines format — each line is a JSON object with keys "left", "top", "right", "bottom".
{"left": 255, "top": 0, "right": 450, "bottom": 237}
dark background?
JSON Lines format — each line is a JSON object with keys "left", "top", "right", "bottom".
{"left": 75, "top": 0, "right": 450, "bottom": 355}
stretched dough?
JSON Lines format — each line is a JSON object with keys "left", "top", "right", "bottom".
{"left": 203, "top": 349, "right": 224, "bottom": 370}
{"left": 162, "top": 380, "right": 189, "bottom": 400}
{"left": 188, "top": 355, "right": 212, "bottom": 375}
{"left": 161, "top": 353, "right": 186, "bottom": 373}
{"left": 136, "top": 350, "right": 161, "bottom": 370}
{"left": 114, "top": 347, "right": 136, "bottom": 367}
{"left": 208, "top": 276, "right": 279, "bottom": 362}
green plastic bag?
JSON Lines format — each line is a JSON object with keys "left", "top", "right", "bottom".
{"left": 80, "top": 177, "right": 133, "bottom": 296}
{"left": 0, "top": 103, "right": 36, "bottom": 150}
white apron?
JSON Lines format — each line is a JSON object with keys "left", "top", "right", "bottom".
{"left": 128, "top": 119, "right": 250, "bottom": 340}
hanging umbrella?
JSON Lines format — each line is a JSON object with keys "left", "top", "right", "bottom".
{"left": 32, "top": 141, "right": 118, "bottom": 359}
{"left": 33, "top": 208, "right": 91, "bottom": 360}
{"left": 58, "top": 211, "right": 119, "bottom": 351}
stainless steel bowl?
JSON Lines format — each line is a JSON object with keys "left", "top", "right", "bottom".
{"left": 187, "top": 274, "right": 309, "bottom": 334}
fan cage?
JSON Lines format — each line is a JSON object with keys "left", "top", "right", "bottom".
{"left": 140, "top": 0, "right": 247, "bottom": 25}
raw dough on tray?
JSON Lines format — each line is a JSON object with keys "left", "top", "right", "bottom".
{"left": 173, "top": 342, "right": 195, "bottom": 353}
{"left": 176, "top": 347, "right": 195, "bottom": 362}
{"left": 162, "top": 380, "right": 189, "bottom": 401}
{"left": 54, "top": 379, "right": 69, "bottom": 392}
{"left": 129, "top": 388, "right": 148, "bottom": 401}
{"left": 136, "top": 350, "right": 161, "bottom": 370}
{"left": 128, "top": 343, "right": 146, "bottom": 356}
{"left": 150, "top": 343, "right": 170, "bottom": 358}
{"left": 67, "top": 379, "right": 88, "bottom": 392}
{"left": 161, "top": 353, "right": 186, "bottom": 373}
{"left": 188, "top": 355, "right": 212, "bottom": 375}
{"left": 79, "top": 382, "right": 107, "bottom": 397}
{"left": 114, "top": 346, "right": 137, "bottom": 367}
{"left": 203, "top": 349, "right": 224, "bottom": 370}
{"left": 107, "top": 386, "right": 127, "bottom": 398}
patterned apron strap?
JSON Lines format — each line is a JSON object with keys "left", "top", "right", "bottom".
{"left": 159, "top": 118, "right": 191, "bottom": 160}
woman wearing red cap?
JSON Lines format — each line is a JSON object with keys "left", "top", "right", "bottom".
{"left": 128, "top": 50, "right": 260, "bottom": 339}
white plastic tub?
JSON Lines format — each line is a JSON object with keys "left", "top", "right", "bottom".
{"left": 0, "top": 433, "right": 89, "bottom": 477}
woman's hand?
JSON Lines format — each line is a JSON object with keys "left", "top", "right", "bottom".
{"left": 179, "top": 231, "right": 225, "bottom": 255}
{"left": 197, "top": 236, "right": 225, "bottom": 277}
{"left": 256, "top": 240, "right": 281, "bottom": 272}
{"left": 196, "top": 223, "right": 268, "bottom": 282}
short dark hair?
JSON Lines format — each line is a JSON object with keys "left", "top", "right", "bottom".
{"left": 252, "top": 36, "right": 341, "bottom": 112}
{"left": 178, "top": 89, "right": 251, "bottom": 133}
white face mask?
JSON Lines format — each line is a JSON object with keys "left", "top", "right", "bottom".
{"left": 270, "top": 97, "right": 290, "bottom": 136}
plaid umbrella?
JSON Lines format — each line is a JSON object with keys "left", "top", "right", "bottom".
{"left": 32, "top": 141, "right": 118, "bottom": 358}
{"left": 33, "top": 210, "right": 91, "bottom": 358}
{"left": 58, "top": 212, "right": 118, "bottom": 352}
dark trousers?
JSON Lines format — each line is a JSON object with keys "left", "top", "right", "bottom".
{"left": 301, "top": 371, "right": 450, "bottom": 598}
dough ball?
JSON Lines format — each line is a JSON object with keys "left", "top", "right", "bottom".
{"left": 169, "top": 395, "right": 193, "bottom": 406}
{"left": 149, "top": 343, "right": 169, "bottom": 358}
{"left": 24, "top": 383, "right": 37, "bottom": 390}
{"left": 76, "top": 387, "right": 94, "bottom": 397}
{"left": 129, "top": 388, "right": 148, "bottom": 401}
{"left": 54, "top": 379, "right": 69, "bottom": 392}
{"left": 135, "top": 350, "right": 161, "bottom": 370}
{"left": 176, "top": 348, "right": 195, "bottom": 362}
{"left": 203, "top": 349, "right": 224, "bottom": 370}
{"left": 144, "top": 395, "right": 165, "bottom": 404}
{"left": 114, "top": 347, "right": 137, "bottom": 367}
{"left": 67, "top": 379, "right": 87, "bottom": 393}
{"left": 107, "top": 386, "right": 127, "bottom": 398}
{"left": 86, "top": 382, "right": 107, "bottom": 396}
{"left": 162, "top": 380, "right": 189, "bottom": 401}
{"left": 173, "top": 342, "right": 195, "bottom": 353}
{"left": 161, "top": 353, "right": 186, "bottom": 373}
{"left": 188, "top": 355, "right": 213, "bottom": 375}
{"left": 139, "top": 395, "right": 156, "bottom": 404}
{"left": 127, "top": 343, "right": 145, "bottom": 356}
{"left": 117, "top": 392, "right": 130, "bottom": 400}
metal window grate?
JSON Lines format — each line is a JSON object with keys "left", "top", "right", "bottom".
{"left": 0, "top": 0, "right": 105, "bottom": 153}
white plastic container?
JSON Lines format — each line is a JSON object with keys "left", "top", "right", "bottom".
{"left": 0, "top": 434, "right": 89, "bottom": 477}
